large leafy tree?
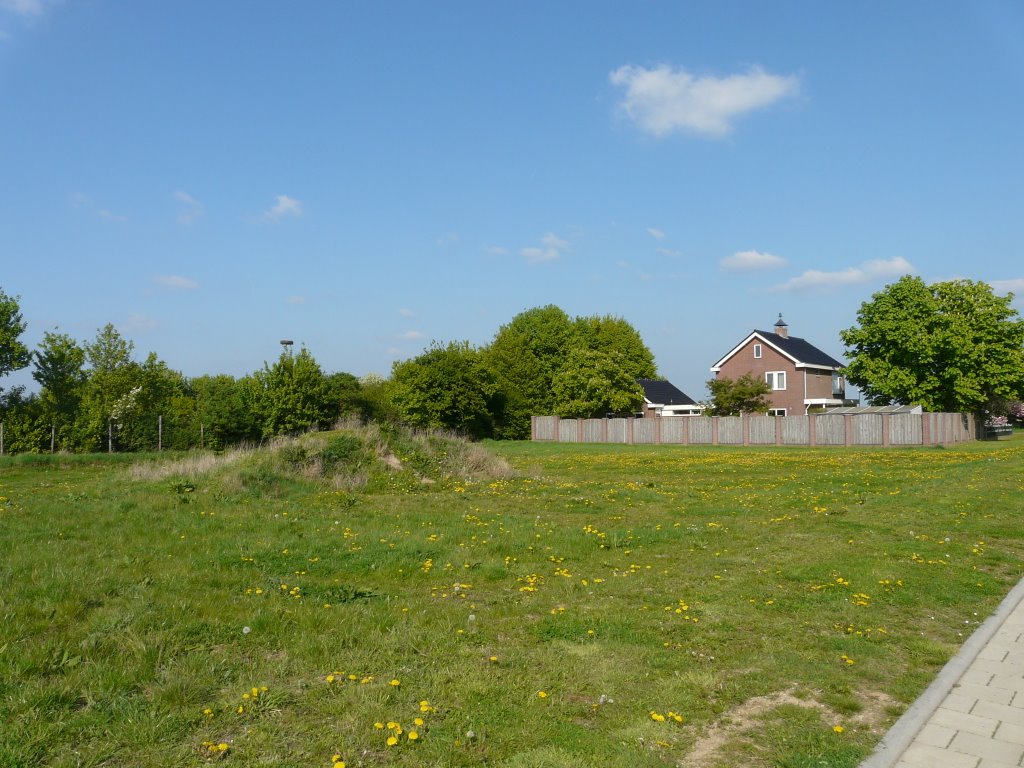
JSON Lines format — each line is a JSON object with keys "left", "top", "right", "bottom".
{"left": 841, "top": 276, "right": 1024, "bottom": 413}
{"left": 390, "top": 341, "right": 501, "bottom": 439}
{"left": 0, "top": 288, "right": 31, "bottom": 397}
{"left": 485, "top": 305, "right": 657, "bottom": 437}
{"left": 243, "top": 346, "right": 337, "bottom": 437}
{"left": 551, "top": 348, "right": 644, "bottom": 418}
{"left": 705, "top": 373, "right": 771, "bottom": 416}
{"left": 32, "top": 330, "right": 87, "bottom": 450}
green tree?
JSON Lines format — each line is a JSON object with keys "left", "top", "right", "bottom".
{"left": 841, "top": 277, "right": 1024, "bottom": 413}
{"left": 705, "top": 373, "right": 772, "bottom": 416}
{"left": 0, "top": 288, "right": 30, "bottom": 396}
{"left": 243, "top": 346, "right": 336, "bottom": 437}
{"left": 190, "top": 374, "right": 260, "bottom": 448}
{"left": 485, "top": 306, "right": 657, "bottom": 437}
{"left": 390, "top": 341, "right": 500, "bottom": 439}
{"left": 551, "top": 348, "right": 644, "bottom": 419}
{"left": 572, "top": 314, "right": 657, "bottom": 381}
{"left": 32, "top": 330, "right": 87, "bottom": 451}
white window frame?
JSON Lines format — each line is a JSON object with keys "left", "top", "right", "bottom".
{"left": 768, "top": 408, "right": 787, "bottom": 417}
{"left": 766, "top": 371, "right": 787, "bottom": 391}
{"left": 753, "top": 343, "right": 762, "bottom": 359}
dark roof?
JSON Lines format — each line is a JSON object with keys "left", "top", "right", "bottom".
{"left": 637, "top": 378, "right": 697, "bottom": 406}
{"left": 751, "top": 330, "right": 844, "bottom": 368}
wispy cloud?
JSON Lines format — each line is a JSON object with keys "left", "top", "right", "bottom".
{"left": 610, "top": 64, "right": 800, "bottom": 138}
{"left": 721, "top": 250, "right": 788, "bottom": 272}
{"left": 771, "top": 257, "right": 915, "bottom": 293}
{"left": 154, "top": 275, "right": 199, "bottom": 290}
{"left": 0, "top": 0, "right": 46, "bottom": 17}
{"left": 657, "top": 247, "right": 682, "bottom": 258}
{"left": 264, "top": 194, "right": 303, "bottom": 221}
{"left": 522, "top": 232, "right": 570, "bottom": 264}
{"left": 397, "top": 330, "right": 423, "bottom": 341}
{"left": 286, "top": 295, "right": 306, "bottom": 305}
{"left": 990, "top": 278, "right": 1024, "bottom": 295}
{"left": 647, "top": 227, "right": 666, "bottom": 240}
{"left": 97, "top": 208, "right": 127, "bottom": 222}
{"left": 398, "top": 308, "right": 415, "bottom": 317}
{"left": 484, "top": 245, "right": 509, "bottom": 256}
{"left": 174, "top": 190, "right": 204, "bottom": 226}
{"left": 435, "top": 232, "right": 460, "bottom": 246}
{"left": 121, "top": 313, "right": 158, "bottom": 334}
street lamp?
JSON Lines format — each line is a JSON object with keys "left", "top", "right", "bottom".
{"left": 280, "top": 339, "right": 294, "bottom": 356}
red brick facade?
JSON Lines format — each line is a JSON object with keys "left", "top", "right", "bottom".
{"left": 711, "top": 324, "right": 848, "bottom": 415}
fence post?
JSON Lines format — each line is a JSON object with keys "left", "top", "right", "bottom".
{"left": 159, "top": 415, "right": 163, "bottom": 451}
{"left": 51, "top": 425, "right": 55, "bottom": 453}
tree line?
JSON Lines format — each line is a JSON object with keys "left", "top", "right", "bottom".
{"left": 0, "top": 296, "right": 657, "bottom": 453}
{"left": 3, "top": 276, "right": 1022, "bottom": 453}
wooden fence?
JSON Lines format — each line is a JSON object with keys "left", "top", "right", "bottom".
{"left": 531, "top": 412, "right": 975, "bottom": 447}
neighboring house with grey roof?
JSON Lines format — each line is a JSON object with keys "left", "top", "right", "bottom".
{"left": 637, "top": 378, "right": 703, "bottom": 417}
{"left": 710, "top": 315, "right": 856, "bottom": 416}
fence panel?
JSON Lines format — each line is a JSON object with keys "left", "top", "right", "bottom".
{"left": 689, "top": 417, "right": 713, "bottom": 444}
{"left": 718, "top": 417, "right": 743, "bottom": 444}
{"left": 852, "top": 414, "right": 882, "bottom": 445}
{"left": 608, "top": 419, "right": 629, "bottom": 443}
{"left": 632, "top": 419, "right": 656, "bottom": 444}
{"left": 557, "top": 419, "right": 579, "bottom": 443}
{"left": 661, "top": 418, "right": 687, "bottom": 444}
{"left": 749, "top": 416, "right": 776, "bottom": 444}
{"left": 783, "top": 416, "right": 810, "bottom": 445}
{"left": 816, "top": 415, "right": 847, "bottom": 445}
{"left": 890, "top": 414, "right": 922, "bottom": 445}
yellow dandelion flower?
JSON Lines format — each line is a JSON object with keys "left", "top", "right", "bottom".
{"left": 217, "top": 743, "right": 229, "bottom": 752}
{"left": 374, "top": 722, "right": 385, "bottom": 729}
{"left": 414, "top": 717, "right": 424, "bottom": 726}
{"left": 650, "top": 711, "right": 665, "bottom": 722}
{"left": 325, "top": 675, "right": 335, "bottom": 684}
{"left": 537, "top": 691, "right": 548, "bottom": 698}
{"left": 386, "top": 736, "right": 398, "bottom": 747}
{"left": 408, "top": 730, "right": 419, "bottom": 741}
{"left": 390, "top": 679, "right": 401, "bottom": 687}
{"left": 833, "top": 725, "right": 845, "bottom": 733}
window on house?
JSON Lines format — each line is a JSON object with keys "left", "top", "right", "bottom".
{"left": 768, "top": 408, "right": 787, "bottom": 417}
{"left": 753, "top": 343, "right": 762, "bottom": 359}
{"left": 765, "top": 371, "right": 786, "bottom": 390}
{"left": 832, "top": 371, "right": 842, "bottom": 395}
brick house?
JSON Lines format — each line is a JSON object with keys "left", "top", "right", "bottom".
{"left": 637, "top": 379, "right": 703, "bottom": 417}
{"left": 710, "top": 315, "right": 853, "bottom": 416}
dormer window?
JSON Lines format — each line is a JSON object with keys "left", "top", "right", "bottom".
{"left": 753, "top": 343, "right": 762, "bottom": 359}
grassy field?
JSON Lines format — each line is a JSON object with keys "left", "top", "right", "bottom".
{"left": 2, "top": 431, "right": 1023, "bottom": 768}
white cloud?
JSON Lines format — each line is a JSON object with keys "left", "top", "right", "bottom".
{"left": 97, "top": 209, "right": 127, "bottom": 222}
{"left": 286, "top": 295, "right": 306, "bottom": 305}
{"left": 121, "top": 313, "right": 158, "bottom": 334}
{"left": 0, "top": 0, "right": 45, "bottom": 16}
{"left": 174, "top": 190, "right": 204, "bottom": 226}
{"left": 990, "top": 278, "right": 1024, "bottom": 296}
{"left": 657, "top": 247, "right": 682, "bottom": 258}
{"left": 435, "top": 232, "right": 460, "bottom": 245}
{"left": 522, "top": 232, "right": 570, "bottom": 264}
{"left": 154, "top": 275, "right": 199, "bottom": 290}
{"left": 771, "top": 257, "right": 915, "bottom": 293}
{"left": 398, "top": 330, "right": 423, "bottom": 341}
{"left": 265, "top": 194, "right": 303, "bottom": 221}
{"left": 484, "top": 245, "right": 508, "bottom": 256}
{"left": 647, "top": 227, "right": 666, "bottom": 240}
{"left": 398, "top": 308, "right": 415, "bottom": 317}
{"left": 610, "top": 64, "right": 800, "bottom": 138}
{"left": 721, "top": 250, "right": 788, "bottom": 272}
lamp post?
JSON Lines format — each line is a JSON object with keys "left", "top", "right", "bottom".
{"left": 280, "top": 339, "right": 294, "bottom": 357}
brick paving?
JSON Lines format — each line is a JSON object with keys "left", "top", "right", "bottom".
{"left": 860, "top": 580, "right": 1024, "bottom": 768}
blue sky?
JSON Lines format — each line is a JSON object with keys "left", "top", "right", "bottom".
{"left": 2, "top": 1, "right": 1023, "bottom": 401}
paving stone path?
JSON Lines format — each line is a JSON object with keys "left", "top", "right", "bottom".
{"left": 860, "top": 578, "right": 1024, "bottom": 768}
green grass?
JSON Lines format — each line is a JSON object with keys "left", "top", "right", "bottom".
{"left": 2, "top": 432, "right": 1023, "bottom": 767}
